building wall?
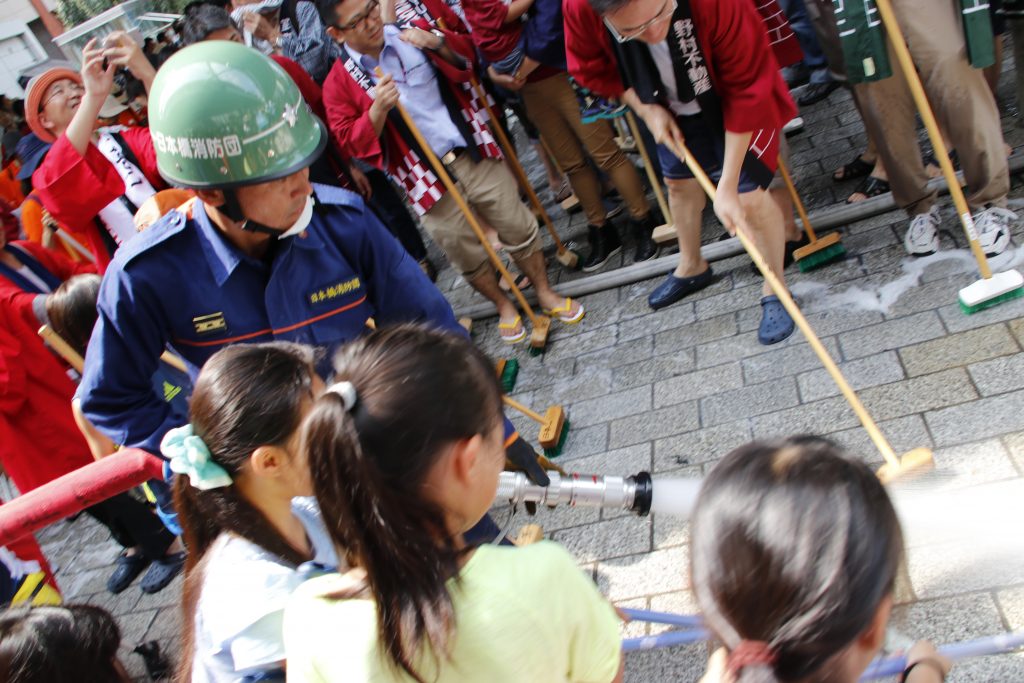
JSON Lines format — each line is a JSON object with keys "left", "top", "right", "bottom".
{"left": 0, "top": 21, "right": 47, "bottom": 96}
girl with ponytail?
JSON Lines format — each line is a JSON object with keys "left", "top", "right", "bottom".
{"left": 691, "top": 436, "right": 951, "bottom": 683}
{"left": 164, "top": 342, "right": 338, "bottom": 683}
{"left": 285, "top": 324, "right": 623, "bottom": 683}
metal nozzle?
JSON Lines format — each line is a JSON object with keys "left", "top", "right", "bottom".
{"left": 495, "top": 471, "right": 655, "bottom": 516}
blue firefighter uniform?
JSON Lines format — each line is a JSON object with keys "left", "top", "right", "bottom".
{"left": 79, "top": 184, "right": 491, "bottom": 454}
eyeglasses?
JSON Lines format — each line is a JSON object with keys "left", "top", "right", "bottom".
{"left": 336, "top": 0, "right": 380, "bottom": 32}
{"left": 604, "top": 0, "right": 676, "bottom": 43}
{"left": 40, "top": 81, "right": 84, "bottom": 112}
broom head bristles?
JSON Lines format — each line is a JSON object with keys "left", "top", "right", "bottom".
{"left": 958, "top": 269, "right": 1024, "bottom": 315}
{"left": 794, "top": 232, "right": 846, "bottom": 272}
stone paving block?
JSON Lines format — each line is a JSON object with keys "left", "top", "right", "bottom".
{"left": 839, "top": 310, "right": 947, "bottom": 360}
{"left": 541, "top": 369, "right": 614, "bottom": 405}
{"left": 624, "top": 642, "right": 708, "bottom": 683}
{"left": 653, "top": 313, "right": 738, "bottom": 355}
{"left": 144, "top": 604, "right": 184, "bottom": 643}
{"left": 611, "top": 349, "right": 698, "bottom": 390}
{"left": 967, "top": 351, "right": 1024, "bottom": 397}
{"left": 1010, "top": 316, "right": 1024, "bottom": 347}
{"left": 924, "top": 440, "right": 1020, "bottom": 493}
{"left": 568, "top": 385, "right": 651, "bottom": 428}
{"left": 542, "top": 325, "right": 620, "bottom": 364}
{"left": 511, "top": 499, "right": 600, "bottom": 533}
{"left": 798, "top": 351, "right": 906, "bottom": 403}
{"left": 741, "top": 337, "right": 841, "bottom": 386}
{"left": 617, "top": 299, "right": 698, "bottom": 344}
{"left": 653, "top": 363, "right": 744, "bottom": 408}
{"left": 608, "top": 401, "right": 701, "bottom": 450}
{"left": 575, "top": 335, "right": 654, "bottom": 372}
{"left": 58, "top": 565, "right": 112, "bottom": 600}
{"left": 1003, "top": 431, "right": 1024, "bottom": 474}
{"left": 555, "top": 423, "right": 609, "bottom": 461}
{"left": 701, "top": 377, "right": 800, "bottom": 427}
{"left": 898, "top": 324, "right": 1019, "bottom": 377}
{"left": 938, "top": 293, "right": 1024, "bottom": 334}
{"left": 858, "top": 368, "right": 977, "bottom": 422}
{"left": 695, "top": 330, "right": 776, "bottom": 368}
{"left": 653, "top": 420, "right": 753, "bottom": 472}
{"left": 926, "top": 389, "right": 1024, "bottom": 447}
{"left": 693, "top": 282, "right": 764, "bottom": 320}
{"left": 824, "top": 414, "right": 933, "bottom": 463}
{"left": 946, "top": 652, "right": 1024, "bottom": 682}
{"left": 889, "top": 593, "right": 1006, "bottom": 650}
{"left": 751, "top": 395, "right": 859, "bottom": 439}
{"left": 84, "top": 586, "right": 143, "bottom": 618}
{"left": 653, "top": 510, "right": 692, "bottom": 552}
{"left": 996, "top": 586, "right": 1024, "bottom": 630}
{"left": 554, "top": 514, "right": 651, "bottom": 563}
{"left": 595, "top": 547, "right": 688, "bottom": 601}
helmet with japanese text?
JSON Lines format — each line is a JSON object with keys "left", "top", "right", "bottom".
{"left": 147, "top": 41, "right": 326, "bottom": 189}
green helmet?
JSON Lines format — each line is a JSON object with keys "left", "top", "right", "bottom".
{"left": 148, "top": 42, "right": 326, "bottom": 189}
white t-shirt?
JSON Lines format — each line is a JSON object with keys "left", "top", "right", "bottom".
{"left": 648, "top": 40, "right": 702, "bottom": 117}
{"left": 190, "top": 497, "right": 340, "bottom": 683}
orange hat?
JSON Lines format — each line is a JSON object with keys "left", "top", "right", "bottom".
{"left": 25, "top": 68, "right": 81, "bottom": 143}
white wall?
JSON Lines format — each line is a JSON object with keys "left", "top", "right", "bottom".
{"left": 0, "top": 21, "right": 47, "bottom": 96}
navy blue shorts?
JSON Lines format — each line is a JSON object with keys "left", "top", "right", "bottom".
{"left": 656, "top": 115, "right": 772, "bottom": 193}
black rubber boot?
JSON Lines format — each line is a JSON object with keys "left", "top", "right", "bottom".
{"left": 582, "top": 223, "right": 623, "bottom": 272}
{"left": 630, "top": 213, "right": 659, "bottom": 263}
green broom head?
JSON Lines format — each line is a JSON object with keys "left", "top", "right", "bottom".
{"left": 796, "top": 241, "right": 847, "bottom": 272}
{"left": 542, "top": 418, "right": 571, "bottom": 459}
{"left": 958, "top": 269, "right": 1024, "bottom": 315}
{"left": 499, "top": 358, "right": 520, "bottom": 393}
{"left": 528, "top": 345, "right": 544, "bottom": 357}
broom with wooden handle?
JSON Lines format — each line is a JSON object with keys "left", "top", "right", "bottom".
{"left": 659, "top": 138, "right": 932, "bottom": 483}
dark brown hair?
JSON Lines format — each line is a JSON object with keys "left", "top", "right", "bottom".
{"left": 0, "top": 604, "right": 127, "bottom": 683}
{"left": 173, "top": 341, "right": 317, "bottom": 682}
{"left": 45, "top": 273, "right": 102, "bottom": 357}
{"left": 303, "top": 324, "right": 503, "bottom": 683}
{"left": 690, "top": 436, "right": 904, "bottom": 682}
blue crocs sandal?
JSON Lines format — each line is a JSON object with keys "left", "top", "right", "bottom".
{"left": 758, "top": 295, "right": 795, "bottom": 345}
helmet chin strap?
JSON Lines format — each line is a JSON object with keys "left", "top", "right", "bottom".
{"left": 220, "top": 189, "right": 287, "bottom": 237}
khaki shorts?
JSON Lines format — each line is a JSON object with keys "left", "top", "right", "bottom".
{"left": 420, "top": 155, "right": 540, "bottom": 280}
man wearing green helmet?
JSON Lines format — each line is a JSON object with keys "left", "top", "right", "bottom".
{"left": 79, "top": 40, "right": 553, "bottom": 497}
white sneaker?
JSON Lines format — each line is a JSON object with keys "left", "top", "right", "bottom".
{"left": 904, "top": 206, "right": 941, "bottom": 256}
{"left": 973, "top": 206, "right": 1016, "bottom": 258}
{"left": 783, "top": 116, "right": 804, "bottom": 136}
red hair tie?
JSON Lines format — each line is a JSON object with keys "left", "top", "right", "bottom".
{"left": 727, "top": 640, "right": 778, "bottom": 675}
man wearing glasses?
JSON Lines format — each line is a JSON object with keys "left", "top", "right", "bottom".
{"left": 318, "top": 0, "right": 585, "bottom": 345}
{"left": 565, "top": 0, "right": 800, "bottom": 345}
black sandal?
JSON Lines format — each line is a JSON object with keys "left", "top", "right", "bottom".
{"left": 846, "top": 176, "right": 891, "bottom": 204}
{"left": 832, "top": 155, "right": 874, "bottom": 182}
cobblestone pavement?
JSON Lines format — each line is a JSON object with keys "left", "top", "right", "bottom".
{"left": 37, "top": 59, "right": 1024, "bottom": 681}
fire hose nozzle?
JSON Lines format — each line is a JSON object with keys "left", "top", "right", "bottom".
{"left": 495, "top": 471, "right": 655, "bottom": 516}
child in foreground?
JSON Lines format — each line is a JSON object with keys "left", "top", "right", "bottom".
{"left": 165, "top": 342, "right": 338, "bottom": 682}
{"left": 691, "top": 436, "right": 951, "bottom": 683}
{"left": 285, "top": 325, "right": 623, "bottom": 682}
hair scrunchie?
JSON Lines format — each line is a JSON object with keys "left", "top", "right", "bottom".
{"left": 727, "top": 640, "right": 778, "bottom": 675}
{"left": 161, "top": 424, "right": 232, "bottom": 491}
{"left": 326, "top": 381, "right": 358, "bottom": 412}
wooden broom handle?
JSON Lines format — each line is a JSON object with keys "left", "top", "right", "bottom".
{"left": 665, "top": 140, "right": 901, "bottom": 470}
{"left": 502, "top": 395, "right": 546, "bottom": 424}
{"left": 377, "top": 68, "right": 540, "bottom": 325}
{"left": 626, "top": 112, "right": 673, "bottom": 224}
{"left": 873, "top": 0, "right": 992, "bottom": 279}
{"left": 777, "top": 157, "right": 818, "bottom": 241}
{"left": 38, "top": 325, "right": 84, "bottom": 374}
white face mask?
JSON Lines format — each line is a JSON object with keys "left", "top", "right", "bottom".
{"left": 278, "top": 195, "right": 314, "bottom": 239}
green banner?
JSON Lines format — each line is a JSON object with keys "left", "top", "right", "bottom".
{"left": 834, "top": 0, "right": 893, "bottom": 84}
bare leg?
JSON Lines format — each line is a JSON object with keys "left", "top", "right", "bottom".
{"left": 738, "top": 189, "right": 787, "bottom": 298}
{"left": 512, "top": 249, "right": 581, "bottom": 316}
{"left": 468, "top": 271, "right": 521, "bottom": 327}
{"left": 769, "top": 185, "right": 802, "bottom": 242}
{"left": 666, "top": 177, "right": 709, "bottom": 278}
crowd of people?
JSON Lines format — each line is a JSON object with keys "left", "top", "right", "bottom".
{"left": 0, "top": 0, "right": 1016, "bottom": 679}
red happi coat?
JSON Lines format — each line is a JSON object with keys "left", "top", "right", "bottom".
{"left": 0, "top": 242, "right": 96, "bottom": 494}
{"left": 564, "top": 0, "right": 802, "bottom": 98}
{"left": 322, "top": 28, "right": 502, "bottom": 216}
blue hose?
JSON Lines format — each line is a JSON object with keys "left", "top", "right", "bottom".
{"left": 620, "top": 608, "right": 703, "bottom": 628}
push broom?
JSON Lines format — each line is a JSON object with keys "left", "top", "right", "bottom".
{"left": 778, "top": 157, "right": 847, "bottom": 271}
{"left": 659, "top": 138, "right": 932, "bottom": 483}
{"left": 873, "top": 0, "right": 1023, "bottom": 314}
{"left": 377, "top": 68, "right": 552, "bottom": 352}
{"left": 625, "top": 111, "right": 675, "bottom": 245}
{"left": 502, "top": 395, "right": 570, "bottom": 458}
{"left": 467, "top": 77, "right": 582, "bottom": 270}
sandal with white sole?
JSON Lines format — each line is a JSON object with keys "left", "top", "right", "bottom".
{"left": 498, "top": 315, "right": 527, "bottom": 344}
{"left": 542, "top": 298, "right": 585, "bottom": 324}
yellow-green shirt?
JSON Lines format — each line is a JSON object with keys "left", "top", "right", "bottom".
{"left": 284, "top": 541, "right": 622, "bottom": 682}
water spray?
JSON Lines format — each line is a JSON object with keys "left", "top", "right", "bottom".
{"left": 494, "top": 471, "right": 702, "bottom": 518}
